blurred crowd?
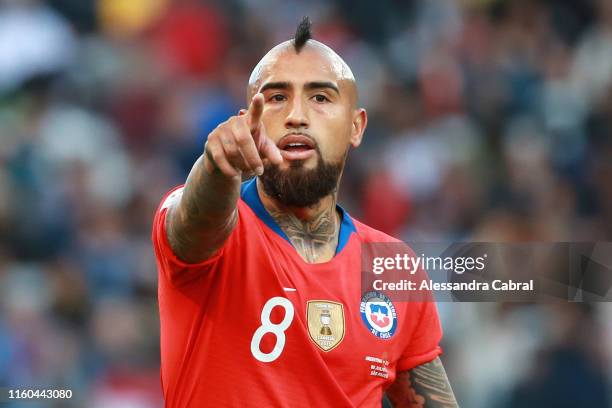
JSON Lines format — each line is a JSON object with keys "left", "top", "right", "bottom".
{"left": 0, "top": 0, "right": 610, "bottom": 406}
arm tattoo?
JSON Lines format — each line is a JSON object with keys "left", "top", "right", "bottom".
{"left": 166, "top": 155, "right": 240, "bottom": 263}
{"left": 268, "top": 207, "right": 339, "bottom": 263}
{"left": 386, "top": 358, "right": 459, "bottom": 408}
{"left": 167, "top": 205, "right": 237, "bottom": 259}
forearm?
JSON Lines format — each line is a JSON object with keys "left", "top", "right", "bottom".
{"left": 164, "top": 93, "right": 279, "bottom": 263}
{"left": 386, "top": 357, "right": 459, "bottom": 408}
{"left": 181, "top": 154, "right": 241, "bottom": 222}
{"left": 167, "top": 154, "right": 241, "bottom": 263}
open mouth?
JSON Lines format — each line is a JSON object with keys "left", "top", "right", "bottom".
{"left": 277, "top": 134, "right": 316, "bottom": 161}
{"left": 283, "top": 143, "right": 312, "bottom": 152}
{"left": 278, "top": 134, "right": 315, "bottom": 152}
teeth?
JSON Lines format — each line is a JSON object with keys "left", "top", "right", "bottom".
{"left": 288, "top": 143, "right": 305, "bottom": 147}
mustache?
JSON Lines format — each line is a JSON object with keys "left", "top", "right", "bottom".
{"left": 278, "top": 131, "right": 318, "bottom": 147}
{"left": 283, "top": 130, "right": 311, "bottom": 137}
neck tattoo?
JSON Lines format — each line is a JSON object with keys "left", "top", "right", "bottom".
{"left": 268, "top": 205, "right": 339, "bottom": 263}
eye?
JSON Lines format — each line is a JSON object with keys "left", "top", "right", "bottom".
{"left": 269, "top": 94, "right": 286, "bottom": 102}
{"left": 313, "top": 94, "right": 329, "bottom": 103}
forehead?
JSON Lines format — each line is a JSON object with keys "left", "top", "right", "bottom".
{"left": 249, "top": 42, "right": 354, "bottom": 91}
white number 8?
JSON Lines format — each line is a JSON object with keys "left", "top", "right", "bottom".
{"left": 250, "top": 297, "right": 294, "bottom": 362}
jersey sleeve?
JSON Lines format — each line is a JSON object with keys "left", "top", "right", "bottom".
{"left": 151, "top": 185, "right": 238, "bottom": 288}
{"left": 396, "top": 300, "right": 443, "bottom": 372}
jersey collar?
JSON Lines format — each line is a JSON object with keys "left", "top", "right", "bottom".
{"left": 240, "top": 178, "right": 356, "bottom": 255}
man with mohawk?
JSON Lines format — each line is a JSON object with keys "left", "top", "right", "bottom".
{"left": 152, "top": 17, "right": 458, "bottom": 407}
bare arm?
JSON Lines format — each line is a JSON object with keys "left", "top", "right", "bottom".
{"left": 165, "top": 94, "right": 282, "bottom": 263}
{"left": 165, "top": 156, "right": 241, "bottom": 263}
{"left": 385, "top": 357, "right": 459, "bottom": 408}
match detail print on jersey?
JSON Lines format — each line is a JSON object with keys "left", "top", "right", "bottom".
{"left": 306, "top": 300, "right": 345, "bottom": 351}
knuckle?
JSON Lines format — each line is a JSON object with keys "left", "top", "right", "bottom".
{"left": 230, "top": 118, "right": 243, "bottom": 134}
{"left": 234, "top": 132, "right": 249, "bottom": 145}
{"left": 211, "top": 150, "right": 224, "bottom": 162}
{"left": 224, "top": 143, "right": 238, "bottom": 155}
{"left": 207, "top": 132, "right": 222, "bottom": 145}
{"left": 219, "top": 133, "right": 234, "bottom": 147}
{"left": 227, "top": 116, "right": 242, "bottom": 129}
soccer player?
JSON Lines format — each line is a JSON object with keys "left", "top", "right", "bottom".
{"left": 152, "top": 18, "right": 458, "bottom": 408}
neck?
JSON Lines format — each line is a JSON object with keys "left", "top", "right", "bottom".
{"left": 256, "top": 178, "right": 340, "bottom": 263}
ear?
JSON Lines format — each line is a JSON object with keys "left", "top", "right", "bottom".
{"left": 350, "top": 108, "right": 367, "bottom": 148}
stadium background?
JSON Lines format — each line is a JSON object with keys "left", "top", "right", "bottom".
{"left": 0, "top": 0, "right": 611, "bottom": 406}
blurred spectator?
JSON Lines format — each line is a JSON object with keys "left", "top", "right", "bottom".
{"left": 0, "top": 1, "right": 75, "bottom": 93}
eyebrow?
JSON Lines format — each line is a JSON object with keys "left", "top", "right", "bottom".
{"left": 305, "top": 81, "right": 340, "bottom": 95}
{"left": 259, "top": 81, "right": 290, "bottom": 93}
{"left": 259, "top": 81, "right": 340, "bottom": 95}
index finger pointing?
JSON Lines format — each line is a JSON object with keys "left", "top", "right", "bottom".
{"left": 247, "top": 93, "right": 264, "bottom": 134}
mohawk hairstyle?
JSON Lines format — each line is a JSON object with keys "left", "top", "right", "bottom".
{"left": 293, "top": 17, "right": 312, "bottom": 52}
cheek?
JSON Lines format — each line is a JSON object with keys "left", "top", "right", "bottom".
{"left": 316, "top": 116, "right": 353, "bottom": 158}
{"left": 261, "top": 109, "right": 286, "bottom": 140}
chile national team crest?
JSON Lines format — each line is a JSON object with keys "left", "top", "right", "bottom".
{"left": 360, "top": 291, "right": 397, "bottom": 339}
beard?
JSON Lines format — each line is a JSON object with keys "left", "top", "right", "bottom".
{"left": 260, "top": 149, "right": 343, "bottom": 207}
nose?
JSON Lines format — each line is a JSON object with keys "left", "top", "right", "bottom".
{"left": 285, "top": 97, "right": 309, "bottom": 129}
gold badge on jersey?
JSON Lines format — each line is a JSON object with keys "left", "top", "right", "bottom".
{"left": 306, "top": 300, "right": 345, "bottom": 351}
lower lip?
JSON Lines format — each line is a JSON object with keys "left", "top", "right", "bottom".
{"left": 280, "top": 149, "right": 316, "bottom": 161}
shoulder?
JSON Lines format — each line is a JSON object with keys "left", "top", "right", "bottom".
{"left": 154, "top": 184, "right": 256, "bottom": 222}
{"left": 350, "top": 216, "right": 402, "bottom": 244}
{"left": 158, "top": 185, "right": 185, "bottom": 213}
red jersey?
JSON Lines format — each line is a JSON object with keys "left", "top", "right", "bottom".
{"left": 152, "top": 179, "right": 442, "bottom": 407}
